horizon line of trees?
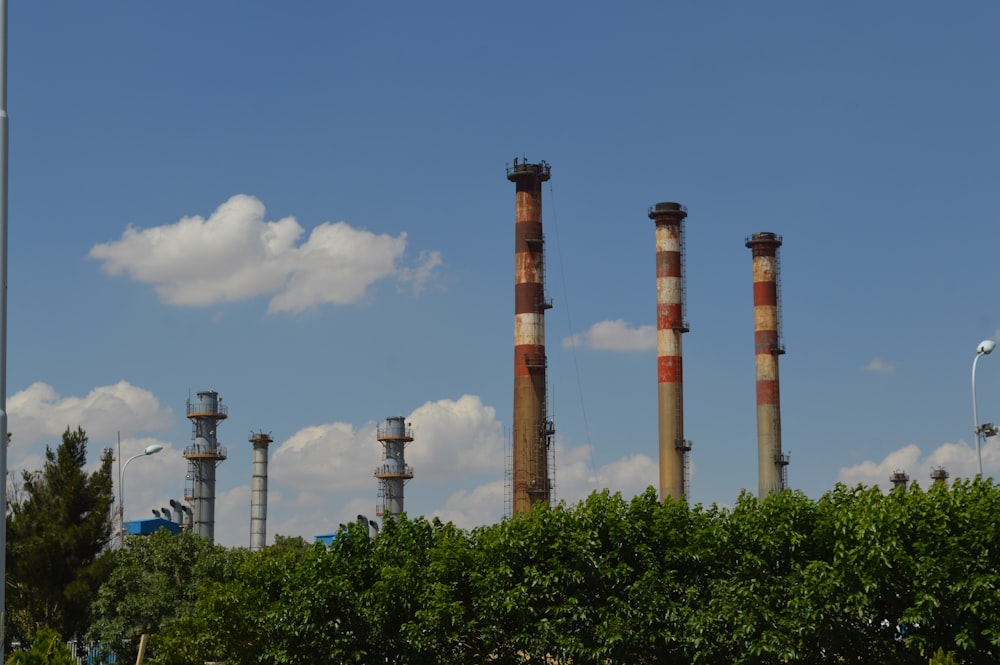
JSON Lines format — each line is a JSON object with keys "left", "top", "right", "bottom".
{"left": 95, "top": 480, "right": 1000, "bottom": 664}
{"left": 6, "top": 425, "right": 999, "bottom": 664}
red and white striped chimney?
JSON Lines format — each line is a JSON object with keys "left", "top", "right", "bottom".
{"left": 507, "top": 159, "right": 553, "bottom": 515}
{"left": 649, "top": 202, "right": 690, "bottom": 501}
{"left": 746, "top": 232, "right": 788, "bottom": 497}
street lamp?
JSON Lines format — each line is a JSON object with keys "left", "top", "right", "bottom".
{"left": 119, "top": 443, "right": 163, "bottom": 544}
{"left": 972, "top": 339, "right": 996, "bottom": 476}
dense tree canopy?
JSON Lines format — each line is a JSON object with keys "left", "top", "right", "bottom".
{"left": 87, "top": 481, "right": 1000, "bottom": 664}
{"left": 87, "top": 529, "right": 239, "bottom": 665}
{"left": 6, "top": 427, "right": 115, "bottom": 645}
{"left": 4, "top": 627, "right": 76, "bottom": 665}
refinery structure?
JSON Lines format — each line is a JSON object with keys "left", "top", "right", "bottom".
{"left": 183, "top": 390, "right": 228, "bottom": 544}
{"left": 374, "top": 416, "right": 415, "bottom": 518}
{"left": 116, "top": 159, "right": 976, "bottom": 548}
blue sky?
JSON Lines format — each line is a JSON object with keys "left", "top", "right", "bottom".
{"left": 5, "top": 2, "right": 999, "bottom": 547}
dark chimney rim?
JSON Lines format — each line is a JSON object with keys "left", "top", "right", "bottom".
{"left": 647, "top": 202, "right": 688, "bottom": 218}
{"left": 745, "top": 231, "right": 783, "bottom": 247}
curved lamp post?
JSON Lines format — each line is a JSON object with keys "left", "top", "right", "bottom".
{"left": 119, "top": 443, "right": 163, "bottom": 544}
{"left": 972, "top": 340, "right": 996, "bottom": 476}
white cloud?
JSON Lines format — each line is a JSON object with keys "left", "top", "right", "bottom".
{"left": 836, "top": 437, "right": 1000, "bottom": 489}
{"left": 124, "top": 439, "right": 188, "bottom": 520}
{"left": 837, "top": 443, "right": 923, "bottom": 487}
{"left": 563, "top": 319, "right": 655, "bottom": 352}
{"left": 397, "top": 250, "right": 443, "bottom": 293}
{"left": 427, "top": 443, "right": 660, "bottom": 529}
{"left": 554, "top": 447, "right": 658, "bottom": 506}
{"left": 89, "top": 194, "right": 442, "bottom": 313}
{"left": 865, "top": 358, "right": 894, "bottom": 373}
{"left": 8, "top": 381, "right": 173, "bottom": 447}
{"left": 404, "top": 395, "right": 504, "bottom": 480}
{"left": 270, "top": 421, "right": 380, "bottom": 493}
{"left": 265, "top": 394, "right": 503, "bottom": 532}
{"left": 432, "top": 480, "right": 505, "bottom": 528}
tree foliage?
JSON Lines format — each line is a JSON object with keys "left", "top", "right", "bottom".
{"left": 90, "top": 481, "right": 1000, "bottom": 664}
{"left": 87, "top": 529, "right": 239, "bottom": 665}
{"left": 6, "top": 427, "right": 115, "bottom": 644}
{"left": 4, "top": 627, "right": 76, "bottom": 665}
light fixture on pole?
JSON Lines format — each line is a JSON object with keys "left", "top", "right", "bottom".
{"left": 119, "top": 443, "right": 163, "bottom": 544}
{"left": 972, "top": 339, "right": 996, "bottom": 476}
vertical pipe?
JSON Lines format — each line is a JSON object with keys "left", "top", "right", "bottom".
{"left": 746, "top": 232, "right": 787, "bottom": 497}
{"left": 507, "top": 159, "right": 552, "bottom": 515}
{"left": 0, "top": 1, "right": 9, "bottom": 655}
{"left": 249, "top": 431, "right": 271, "bottom": 552}
{"left": 649, "top": 202, "right": 690, "bottom": 501}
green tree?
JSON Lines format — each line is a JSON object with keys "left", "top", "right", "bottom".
{"left": 4, "top": 627, "right": 75, "bottom": 665}
{"left": 900, "top": 478, "right": 1000, "bottom": 663}
{"left": 151, "top": 535, "right": 309, "bottom": 665}
{"left": 87, "top": 529, "right": 238, "bottom": 665}
{"left": 365, "top": 516, "right": 480, "bottom": 665}
{"left": 96, "top": 482, "right": 1000, "bottom": 664}
{"left": 6, "top": 427, "right": 115, "bottom": 644}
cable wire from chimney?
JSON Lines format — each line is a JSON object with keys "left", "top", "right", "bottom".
{"left": 546, "top": 180, "right": 596, "bottom": 481}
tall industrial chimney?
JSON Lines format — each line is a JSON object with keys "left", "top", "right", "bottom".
{"left": 507, "top": 158, "right": 554, "bottom": 515}
{"left": 649, "top": 202, "right": 692, "bottom": 501}
{"left": 183, "top": 390, "right": 228, "bottom": 544}
{"left": 249, "top": 431, "right": 272, "bottom": 552}
{"left": 889, "top": 470, "right": 909, "bottom": 489}
{"left": 374, "top": 416, "right": 414, "bottom": 518}
{"left": 746, "top": 233, "right": 789, "bottom": 497}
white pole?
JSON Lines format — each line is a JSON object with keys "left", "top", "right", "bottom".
{"left": 0, "top": 0, "right": 10, "bottom": 660}
{"left": 974, "top": 352, "right": 984, "bottom": 476}
{"left": 120, "top": 445, "right": 164, "bottom": 542}
{"left": 973, "top": 340, "right": 997, "bottom": 477}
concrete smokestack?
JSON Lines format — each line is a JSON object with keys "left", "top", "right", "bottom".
{"left": 183, "top": 390, "right": 228, "bottom": 544}
{"left": 648, "top": 202, "right": 691, "bottom": 501}
{"left": 889, "top": 470, "right": 909, "bottom": 489}
{"left": 249, "top": 431, "right": 272, "bottom": 552}
{"left": 746, "top": 233, "right": 789, "bottom": 497}
{"left": 507, "top": 158, "right": 554, "bottom": 515}
{"left": 375, "top": 416, "right": 414, "bottom": 518}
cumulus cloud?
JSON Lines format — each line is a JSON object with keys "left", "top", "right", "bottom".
{"left": 563, "top": 319, "right": 656, "bottom": 352}
{"left": 432, "top": 480, "right": 506, "bottom": 528}
{"left": 428, "top": 443, "right": 660, "bottom": 529}
{"left": 120, "top": 438, "right": 188, "bottom": 521}
{"left": 271, "top": 421, "right": 380, "bottom": 493}
{"left": 404, "top": 395, "right": 505, "bottom": 480}
{"left": 8, "top": 381, "right": 173, "bottom": 446}
{"left": 182, "top": 394, "right": 677, "bottom": 544}
{"left": 269, "top": 394, "right": 503, "bottom": 504}
{"left": 89, "top": 194, "right": 441, "bottom": 313}
{"left": 555, "top": 447, "right": 658, "bottom": 505}
{"left": 397, "top": 250, "right": 444, "bottom": 293}
{"left": 865, "top": 358, "right": 894, "bottom": 373}
{"left": 837, "top": 437, "right": 1000, "bottom": 489}
{"left": 837, "top": 443, "right": 923, "bottom": 487}
{"left": 258, "top": 395, "right": 506, "bottom": 541}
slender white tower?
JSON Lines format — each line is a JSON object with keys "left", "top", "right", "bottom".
{"left": 249, "top": 431, "right": 271, "bottom": 551}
